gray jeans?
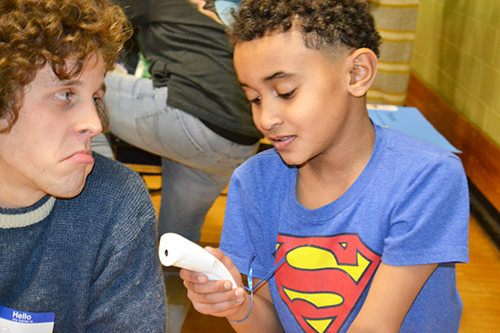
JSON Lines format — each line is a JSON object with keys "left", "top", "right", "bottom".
{"left": 94, "top": 72, "right": 258, "bottom": 241}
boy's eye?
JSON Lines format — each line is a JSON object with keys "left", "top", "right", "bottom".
{"left": 277, "top": 89, "right": 296, "bottom": 100}
{"left": 249, "top": 96, "right": 261, "bottom": 105}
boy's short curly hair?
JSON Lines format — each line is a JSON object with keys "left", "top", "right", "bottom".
{"left": 228, "top": 0, "right": 380, "bottom": 56}
{"left": 0, "top": 0, "right": 132, "bottom": 133}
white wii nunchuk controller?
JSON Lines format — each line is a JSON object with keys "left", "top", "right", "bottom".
{"left": 159, "top": 233, "right": 237, "bottom": 288}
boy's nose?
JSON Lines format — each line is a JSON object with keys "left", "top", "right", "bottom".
{"left": 254, "top": 103, "right": 283, "bottom": 132}
{"left": 75, "top": 101, "right": 103, "bottom": 137}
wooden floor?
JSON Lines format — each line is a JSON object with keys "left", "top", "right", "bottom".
{"left": 137, "top": 166, "right": 500, "bottom": 332}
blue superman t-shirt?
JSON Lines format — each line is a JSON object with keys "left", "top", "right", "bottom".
{"left": 220, "top": 125, "right": 469, "bottom": 332}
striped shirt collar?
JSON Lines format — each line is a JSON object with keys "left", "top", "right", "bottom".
{"left": 0, "top": 196, "right": 56, "bottom": 229}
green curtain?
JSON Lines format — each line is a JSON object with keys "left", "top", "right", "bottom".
{"left": 368, "top": 0, "right": 420, "bottom": 105}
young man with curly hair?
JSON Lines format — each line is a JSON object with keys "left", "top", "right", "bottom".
{"left": 0, "top": 0, "right": 167, "bottom": 331}
{"left": 180, "top": 0, "right": 469, "bottom": 332}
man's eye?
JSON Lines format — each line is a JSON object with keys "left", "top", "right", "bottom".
{"left": 55, "top": 92, "right": 71, "bottom": 101}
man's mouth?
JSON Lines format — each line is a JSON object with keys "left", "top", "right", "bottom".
{"left": 65, "top": 150, "right": 94, "bottom": 164}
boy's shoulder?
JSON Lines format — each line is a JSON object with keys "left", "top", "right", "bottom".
{"left": 236, "top": 148, "right": 286, "bottom": 174}
{"left": 375, "top": 126, "right": 467, "bottom": 189}
{"left": 379, "top": 125, "right": 460, "bottom": 164}
{"left": 232, "top": 148, "right": 290, "bottom": 190}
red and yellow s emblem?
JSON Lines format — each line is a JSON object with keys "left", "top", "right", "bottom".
{"left": 275, "top": 234, "right": 381, "bottom": 333}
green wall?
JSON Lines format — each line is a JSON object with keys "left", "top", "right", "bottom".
{"left": 411, "top": 0, "right": 500, "bottom": 146}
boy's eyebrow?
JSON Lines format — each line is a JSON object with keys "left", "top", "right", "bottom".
{"left": 264, "top": 71, "right": 296, "bottom": 82}
{"left": 239, "top": 71, "right": 296, "bottom": 88}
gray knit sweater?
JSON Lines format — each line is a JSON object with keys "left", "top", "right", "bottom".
{"left": 0, "top": 154, "right": 167, "bottom": 332}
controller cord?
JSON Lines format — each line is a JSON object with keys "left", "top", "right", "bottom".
{"left": 228, "top": 254, "right": 286, "bottom": 324}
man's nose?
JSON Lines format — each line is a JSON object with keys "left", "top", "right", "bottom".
{"left": 74, "top": 100, "right": 103, "bottom": 137}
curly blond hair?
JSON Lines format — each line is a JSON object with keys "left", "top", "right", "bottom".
{"left": 0, "top": 0, "right": 132, "bottom": 133}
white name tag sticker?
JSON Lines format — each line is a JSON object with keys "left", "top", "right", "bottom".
{"left": 0, "top": 305, "right": 54, "bottom": 333}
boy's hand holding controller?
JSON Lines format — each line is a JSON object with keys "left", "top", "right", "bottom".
{"left": 181, "top": 247, "right": 253, "bottom": 321}
{"left": 158, "top": 233, "right": 250, "bottom": 320}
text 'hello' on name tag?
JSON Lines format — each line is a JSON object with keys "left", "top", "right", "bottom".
{"left": 0, "top": 305, "right": 54, "bottom": 333}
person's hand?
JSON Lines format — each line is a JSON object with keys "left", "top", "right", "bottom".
{"left": 180, "top": 247, "right": 250, "bottom": 319}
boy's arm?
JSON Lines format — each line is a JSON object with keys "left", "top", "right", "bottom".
{"left": 348, "top": 262, "right": 437, "bottom": 333}
{"left": 347, "top": 155, "right": 468, "bottom": 332}
{"left": 227, "top": 279, "right": 284, "bottom": 332}
{"left": 181, "top": 248, "right": 284, "bottom": 332}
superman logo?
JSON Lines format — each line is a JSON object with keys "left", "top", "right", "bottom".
{"left": 275, "top": 234, "right": 381, "bottom": 333}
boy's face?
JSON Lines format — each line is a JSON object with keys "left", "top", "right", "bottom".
{"left": 234, "top": 30, "right": 358, "bottom": 167}
{"left": 0, "top": 54, "right": 105, "bottom": 208}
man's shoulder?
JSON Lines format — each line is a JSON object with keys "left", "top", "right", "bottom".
{"left": 87, "top": 153, "right": 144, "bottom": 190}
{"left": 76, "top": 153, "right": 153, "bottom": 213}
{"left": 60, "top": 154, "right": 155, "bottom": 242}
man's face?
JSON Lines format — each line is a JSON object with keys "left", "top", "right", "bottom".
{"left": 0, "top": 54, "right": 105, "bottom": 208}
{"left": 234, "top": 30, "right": 356, "bottom": 167}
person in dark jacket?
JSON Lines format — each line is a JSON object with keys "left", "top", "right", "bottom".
{"left": 103, "top": 0, "right": 262, "bottom": 242}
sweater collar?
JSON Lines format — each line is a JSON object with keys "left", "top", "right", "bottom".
{"left": 0, "top": 196, "right": 56, "bottom": 229}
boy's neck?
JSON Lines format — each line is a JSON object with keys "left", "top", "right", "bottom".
{"left": 296, "top": 113, "right": 375, "bottom": 210}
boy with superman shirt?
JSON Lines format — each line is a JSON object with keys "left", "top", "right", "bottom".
{"left": 180, "top": 0, "right": 469, "bottom": 332}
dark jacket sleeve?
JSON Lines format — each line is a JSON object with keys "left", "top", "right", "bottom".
{"left": 112, "top": 0, "right": 149, "bottom": 26}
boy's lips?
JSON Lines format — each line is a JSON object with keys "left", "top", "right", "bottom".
{"left": 268, "top": 135, "right": 296, "bottom": 151}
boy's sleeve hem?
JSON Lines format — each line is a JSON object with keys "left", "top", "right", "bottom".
{"left": 382, "top": 245, "right": 469, "bottom": 266}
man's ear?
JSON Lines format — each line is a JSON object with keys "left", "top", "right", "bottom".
{"left": 0, "top": 109, "right": 18, "bottom": 134}
{"left": 347, "top": 48, "right": 378, "bottom": 98}
{"left": 0, "top": 116, "right": 11, "bottom": 134}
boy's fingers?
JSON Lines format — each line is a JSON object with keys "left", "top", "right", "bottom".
{"left": 179, "top": 268, "right": 209, "bottom": 284}
{"left": 192, "top": 299, "right": 244, "bottom": 317}
{"left": 204, "top": 247, "right": 232, "bottom": 266}
{"left": 204, "top": 247, "right": 240, "bottom": 279}
{"left": 185, "top": 284, "right": 244, "bottom": 307}
{"left": 204, "top": 246, "right": 224, "bottom": 261}
{"left": 189, "top": 290, "right": 246, "bottom": 317}
{"left": 184, "top": 278, "right": 236, "bottom": 295}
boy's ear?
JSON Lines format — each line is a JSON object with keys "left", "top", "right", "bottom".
{"left": 347, "top": 48, "right": 378, "bottom": 98}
